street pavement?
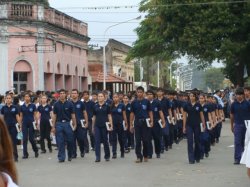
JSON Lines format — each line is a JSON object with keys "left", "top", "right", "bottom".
{"left": 16, "top": 120, "right": 249, "bottom": 187}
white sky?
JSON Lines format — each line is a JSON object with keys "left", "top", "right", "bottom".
{"left": 49, "top": 0, "right": 224, "bottom": 68}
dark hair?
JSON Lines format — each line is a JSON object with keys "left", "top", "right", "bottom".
{"left": 59, "top": 89, "right": 66, "bottom": 93}
{"left": 146, "top": 90, "right": 155, "bottom": 96}
{"left": 82, "top": 91, "right": 89, "bottom": 95}
{"left": 235, "top": 87, "right": 244, "bottom": 95}
{"left": 91, "top": 91, "right": 97, "bottom": 96}
{"left": 244, "top": 86, "right": 250, "bottom": 91}
{"left": 71, "top": 89, "right": 79, "bottom": 94}
{"left": 136, "top": 86, "right": 144, "bottom": 92}
{"left": 24, "top": 92, "right": 31, "bottom": 98}
{"left": 156, "top": 88, "right": 164, "bottom": 92}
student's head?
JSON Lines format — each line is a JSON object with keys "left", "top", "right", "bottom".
{"left": 199, "top": 94, "right": 206, "bottom": 104}
{"left": 91, "top": 92, "right": 98, "bottom": 101}
{"left": 189, "top": 93, "right": 197, "bottom": 102}
{"left": 136, "top": 86, "right": 144, "bottom": 98}
{"left": 97, "top": 92, "right": 105, "bottom": 103}
{"left": 5, "top": 94, "right": 13, "bottom": 105}
{"left": 235, "top": 87, "right": 245, "bottom": 101}
{"left": 24, "top": 92, "right": 31, "bottom": 103}
{"left": 156, "top": 88, "right": 164, "bottom": 97}
{"left": 146, "top": 90, "right": 154, "bottom": 100}
{"left": 244, "top": 87, "right": 250, "bottom": 98}
{"left": 123, "top": 95, "right": 129, "bottom": 104}
{"left": 118, "top": 92, "right": 124, "bottom": 101}
{"left": 40, "top": 95, "right": 48, "bottom": 105}
{"left": 59, "top": 89, "right": 67, "bottom": 100}
{"left": 82, "top": 91, "right": 90, "bottom": 100}
{"left": 112, "top": 93, "right": 119, "bottom": 103}
{"left": 71, "top": 89, "right": 79, "bottom": 100}
{"left": 0, "top": 117, "right": 18, "bottom": 183}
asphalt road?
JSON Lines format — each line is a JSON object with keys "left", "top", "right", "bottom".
{"left": 16, "top": 120, "right": 249, "bottom": 187}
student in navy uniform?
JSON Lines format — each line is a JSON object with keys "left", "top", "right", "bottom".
{"left": 91, "top": 92, "right": 98, "bottom": 104}
{"left": 51, "top": 89, "right": 77, "bottom": 163}
{"left": 156, "top": 88, "right": 172, "bottom": 153}
{"left": 230, "top": 87, "right": 250, "bottom": 164}
{"left": 1, "top": 94, "right": 20, "bottom": 161}
{"left": 147, "top": 90, "right": 166, "bottom": 158}
{"left": 37, "top": 95, "right": 53, "bottom": 154}
{"left": 214, "top": 97, "right": 224, "bottom": 143}
{"left": 130, "top": 86, "right": 153, "bottom": 163}
{"left": 168, "top": 91, "right": 177, "bottom": 149}
{"left": 110, "top": 93, "right": 128, "bottom": 159}
{"left": 20, "top": 92, "right": 39, "bottom": 159}
{"left": 92, "top": 92, "right": 113, "bottom": 162}
{"left": 83, "top": 91, "right": 96, "bottom": 151}
{"left": 199, "top": 94, "right": 214, "bottom": 159}
{"left": 183, "top": 92, "right": 206, "bottom": 164}
{"left": 123, "top": 94, "right": 134, "bottom": 152}
{"left": 71, "top": 89, "right": 88, "bottom": 158}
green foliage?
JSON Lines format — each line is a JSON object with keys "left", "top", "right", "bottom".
{"left": 203, "top": 68, "right": 225, "bottom": 91}
{"left": 128, "top": 0, "right": 250, "bottom": 86}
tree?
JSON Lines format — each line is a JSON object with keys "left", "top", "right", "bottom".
{"left": 127, "top": 0, "right": 250, "bottom": 86}
{"left": 204, "top": 68, "right": 225, "bottom": 91}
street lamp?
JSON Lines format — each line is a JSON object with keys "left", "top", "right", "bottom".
{"left": 103, "top": 15, "right": 141, "bottom": 90}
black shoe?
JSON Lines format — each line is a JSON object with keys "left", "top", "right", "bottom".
{"left": 95, "top": 159, "right": 100, "bottom": 162}
{"left": 205, "top": 153, "right": 209, "bottom": 158}
{"left": 14, "top": 158, "right": 18, "bottom": 162}
{"left": 58, "top": 160, "right": 65, "bottom": 163}
{"left": 165, "top": 147, "right": 168, "bottom": 151}
{"left": 169, "top": 145, "right": 172, "bottom": 149}
{"left": 35, "top": 152, "right": 39, "bottom": 158}
{"left": 125, "top": 149, "right": 130, "bottom": 153}
{"left": 68, "top": 157, "right": 72, "bottom": 162}
{"left": 131, "top": 146, "right": 135, "bottom": 150}
{"left": 49, "top": 149, "right": 52, "bottom": 153}
{"left": 105, "top": 158, "right": 110, "bottom": 162}
{"left": 112, "top": 154, "right": 117, "bottom": 159}
{"left": 234, "top": 160, "right": 240, "bottom": 165}
{"left": 156, "top": 154, "right": 160, "bottom": 158}
{"left": 161, "top": 150, "right": 164, "bottom": 154}
{"left": 81, "top": 153, "right": 85, "bottom": 158}
{"left": 135, "top": 158, "right": 143, "bottom": 163}
{"left": 85, "top": 150, "right": 89, "bottom": 154}
{"left": 196, "top": 160, "right": 200, "bottom": 163}
{"left": 72, "top": 155, "right": 77, "bottom": 159}
{"left": 148, "top": 155, "right": 152, "bottom": 159}
{"left": 121, "top": 153, "right": 124, "bottom": 158}
{"left": 41, "top": 150, "right": 46, "bottom": 154}
{"left": 189, "top": 161, "right": 195, "bottom": 164}
{"left": 216, "top": 139, "right": 219, "bottom": 143}
{"left": 200, "top": 156, "right": 204, "bottom": 160}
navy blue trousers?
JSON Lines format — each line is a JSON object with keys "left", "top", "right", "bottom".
{"left": 73, "top": 124, "right": 87, "bottom": 156}
{"left": 22, "top": 121, "right": 38, "bottom": 156}
{"left": 111, "top": 122, "right": 125, "bottom": 155}
{"left": 55, "top": 122, "right": 74, "bottom": 161}
{"left": 94, "top": 126, "right": 110, "bottom": 160}
{"left": 234, "top": 123, "right": 246, "bottom": 161}
{"left": 186, "top": 125, "right": 201, "bottom": 162}
{"left": 8, "top": 125, "right": 18, "bottom": 159}
{"left": 148, "top": 121, "right": 162, "bottom": 156}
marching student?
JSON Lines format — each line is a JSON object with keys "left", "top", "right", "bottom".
{"left": 230, "top": 87, "right": 250, "bottom": 165}
{"left": 92, "top": 92, "right": 112, "bottom": 162}
{"left": 199, "top": 94, "right": 214, "bottom": 159}
{"left": 147, "top": 90, "right": 166, "bottom": 159}
{"left": 123, "top": 94, "right": 134, "bottom": 152}
{"left": 244, "top": 87, "right": 250, "bottom": 102}
{"left": 156, "top": 88, "right": 172, "bottom": 153}
{"left": 130, "top": 86, "right": 153, "bottom": 163}
{"left": 168, "top": 91, "right": 177, "bottom": 149}
{"left": 110, "top": 93, "right": 128, "bottom": 159}
{"left": 51, "top": 89, "right": 77, "bottom": 163}
{"left": 183, "top": 92, "right": 206, "bottom": 164}
{"left": 83, "top": 91, "right": 96, "bottom": 151}
{"left": 20, "top": 92, "right": 39, "bottom": 159}
{"left": 37, "top": 95, "right": 53, "bottom": 154}
{"left": 91, "top": 92, "right": 98, "bottom": 104}
{"left": 71, "top": 89, "right": 88, "bottom": 158}
{"left": 207, "top": 95, "right": 217, "bottom": 145}
{"left": 213, "top": 97, "right": 223, "bottom": 143}
{"left": 1, "top": 94, "right": 20, "bottom": 162}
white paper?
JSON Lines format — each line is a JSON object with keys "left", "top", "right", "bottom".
{"left": 80, "top": 119, "right": 86, "bottom": 128}
{"left": 15, "top": 123, "right": 21, "bottom": 133}
{"left": 245, "top": 120, "right": 250, "bottom": 128}
{"left": 49, "top": 119, "right": 53, "bottom": 127}
{"left": 172, "top": 117, "right": 176, "bottom": 125}
{"left": 178, "top": 114, "right": 183, "bottom": 120}
{"left": 158, "top": 119, "right": 163, "bottom": 128}
{"left": 33, "top": 121, "right": 37, "bottom": 130}
{"left": 167, "top": 116, "right": 172, "bottom": 124}
{"left": 206, "top": 122, "right": 212, "bottom": 130}
{"left": 122, "top": 121, "right": 127, "bottom": 130}
{"left": 70, "top": 120, "right": 76, "bottom": 131}
{"left": 146, "top": 118, "right": 151, "bottom": 127}
{"left": 106, "top": 122, "right": 112, "bottom": 131}
{"left": 200, "top": 123, "right": 204, "bottom": 132}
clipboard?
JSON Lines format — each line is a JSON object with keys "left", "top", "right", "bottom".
{"left": 200, "top": 123, "right": 205, "bottom": 132}
{"left": 122, "top": 121, "right": 127, "bottom": 130}
{"left": 80, "top": 119, "right": 87, "bottom": 128}
{"left": 70, "top": 120, "right": 76, "bottom": 131}
{"left": 158, "top": 119, "right": 163, "bottom": 128}
{"left": 146, "top": 118, "right": 151, "bottom": 127}
{"left": 15, "top": 123, "right": 21, "bottom": 133}
{"left": 106, "top": 122, "right": 112, "bottom": 131}
{"left": 206, "top": 122, "right": 212, "bottom": 130}
{"left": 33, "top": 121, "right": 37, "bottom": 130}
{"left": 49, "top": 119, "right": 53, "bottom": 127}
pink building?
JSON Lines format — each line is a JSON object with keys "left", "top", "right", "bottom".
{"left": 0, "top": 1, "right": 90, "bottom": 94}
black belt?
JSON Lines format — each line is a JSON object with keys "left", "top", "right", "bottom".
{"left": 57, "top": 120, "right": 70, "bottom": 123}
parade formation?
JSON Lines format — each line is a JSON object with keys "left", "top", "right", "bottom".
{"left": 1, "top": 86, "right": 249, "bottom": 169}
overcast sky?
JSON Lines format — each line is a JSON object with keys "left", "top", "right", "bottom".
{"left": 49, "top": 0, "right": 223, "bottom": 67}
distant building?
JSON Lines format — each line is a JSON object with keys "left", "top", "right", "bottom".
{"left": 88, "top": 39, "right": 134, "bottom": 93}
{"left": 0, "top": 1, "right": 89, "bottom": 94}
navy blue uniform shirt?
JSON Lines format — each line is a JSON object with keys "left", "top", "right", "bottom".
{"left": 72, "top": 100, "right": 86, "bottom": 125}
{"left": 150, "top": 99, "right": 162, "bottom": 122}
{"left": 1, "top": 105, "right": 19, "bottom": 126}
{"left": 53, "top": 100, "right": 75, "bottom": 122}
{"left": 111, "top": 103, "right": 125, "bottom": 124}
{"left": 183, "top": 102, "right": 202, "bottom": 126}
{"left": 125, "top": 103, "right": 131, "bottom": 123}
{"left": 201, "top": 103, "right": 211, "bottom": 122}
{"left": 131, "top": 98, "right": 152, "bottom": 120}
{"left": 20, "top": 103, "right": 37, "bottom": 123}
{"left": 157, "top": 98, "right": 171, "bottom": 118}
{"left": 93, "top": 103, "right": 111, "bottom": 127}
{"left": 231, "top": 100, "right": 250, "bottom": 124}
{"left": 84, "top": 100, "right": 95, "bottom": 120}
{"left": 37, "top": 104, "right": 52, "bottom": 121}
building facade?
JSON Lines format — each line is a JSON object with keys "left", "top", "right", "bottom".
{"left": 0, "top": 1, "right": 89, "bottom": 94}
